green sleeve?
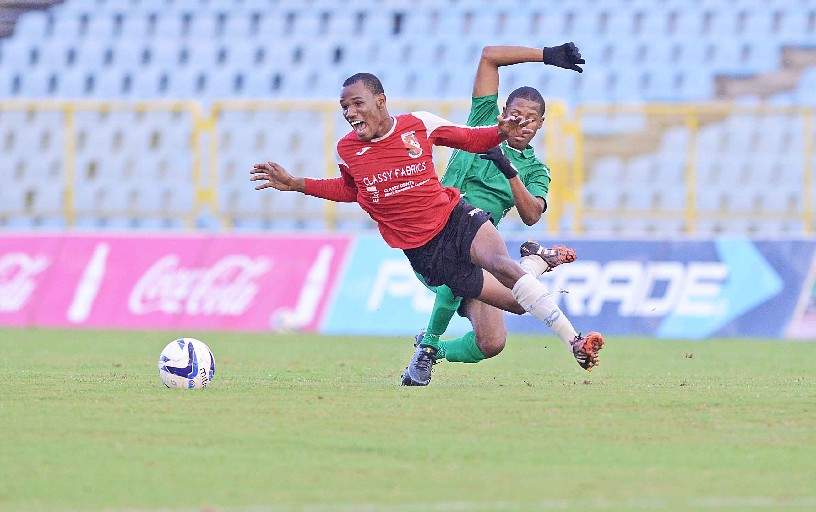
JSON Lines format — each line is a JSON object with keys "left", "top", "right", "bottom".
{"left": 442, "top": 95, "right": 500, "bottom": 189}
{"left": 466, "top": 94, "right": 501, "bottom": 127}
{"left": 523, "top": 162, "right": 551, "bottom": 200}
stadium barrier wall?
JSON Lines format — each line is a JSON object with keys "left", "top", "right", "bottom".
{"left": 1, "top": 233, "right": 814, "bottom": 339}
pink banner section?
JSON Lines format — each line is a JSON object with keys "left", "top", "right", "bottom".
{"left": 0, "top": 233, "right": 351, "bottom": 332}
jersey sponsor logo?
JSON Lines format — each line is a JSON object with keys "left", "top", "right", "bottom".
{"left": 355, "top": 146, "right": 371, "bottom": 156}
{"left": 361, "top": 161, "right": 427, "bottom": 188}
{"left": 401, "top": 131, "right": 423, "bottom": 158}
{"left": 382, "top": 179, "right": 430, "bottom": 198}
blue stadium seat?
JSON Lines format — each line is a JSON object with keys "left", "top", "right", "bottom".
{"left": 655, "top": 188, "right": 686, "bottom": 210}
{"left": 637, "top": 8, "right": 666, "bottom": 35}
{"left": 86, "top": 12, "right": 115, "bottom": 37}
{"left": 13, "top": 11, "right": 49, "bottom": 39}
{"left": 796, "top": 67, "right": 816, "bottom": 104}
{"left": 118, "top": 12, "right": 151, "bottom": 38}
{"left": 777, "top": 11, "right": 811, "bottom": 44}
{"left": 188, "top": 13, "right": 219, "bottom": 39}
{"left": 222, "top": 12, "right": 255, "bottom": 37}
{"left": 154, "top": 12, "right": 184, "bottom": 38}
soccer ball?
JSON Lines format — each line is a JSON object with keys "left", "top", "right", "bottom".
{"left": 157, "top": 338, "right": 216, "bottom": 389}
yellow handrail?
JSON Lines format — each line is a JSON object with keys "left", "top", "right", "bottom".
{"left": 62, "top": 104, "right": 76, "bottom": 227}
{"left": 322, "top": 108, "right": 337, "bottom": 229}
{"left": 684, "top": 114, "right": 699, "bottom": 234}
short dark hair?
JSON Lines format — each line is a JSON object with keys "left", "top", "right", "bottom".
{"left": 506, "top": 86, "right": 545, "bottom": 115}
{"left": 342, "top": 73, "right": 385, "bottom": 95}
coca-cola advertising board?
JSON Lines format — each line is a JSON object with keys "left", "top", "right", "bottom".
{"left": 0, "top": 234, "right": 350, "bottom": 331}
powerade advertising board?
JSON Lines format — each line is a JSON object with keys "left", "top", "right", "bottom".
{"left": 321, "top": 235, "right": 473, "bottom": 336}
{"left": 324, "top": 235, "right": 816, "bottom": 340}
{"left": 506, "top": 239, "right": 814, "bottom": 339}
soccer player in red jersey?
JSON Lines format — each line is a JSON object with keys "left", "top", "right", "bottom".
{"left": 250, "top": 72, "right": 603, "bottom": 386}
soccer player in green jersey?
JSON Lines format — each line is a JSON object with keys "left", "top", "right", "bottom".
{"left": 402, "top": 43, "right": 603, "bottom": 385}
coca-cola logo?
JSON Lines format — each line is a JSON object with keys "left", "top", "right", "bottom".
{"left": 128, "top": 254, "right": 272, "bottom": 316}
{"left": 0, "top": 253, "right": 50, "bottom": 313}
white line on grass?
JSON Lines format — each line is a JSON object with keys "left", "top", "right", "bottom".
{"left": 99, "top": 496, "right": 816, "bottom": 512}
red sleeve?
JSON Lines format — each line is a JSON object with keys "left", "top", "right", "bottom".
{"left": 303, "top": 164, "right": 357, "bottom": 203}
{"left": 412, "top": 111, "right": 501, "bottom": 153}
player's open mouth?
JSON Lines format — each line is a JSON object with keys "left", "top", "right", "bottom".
{"left": 350, "top": 120, "right": 367, "bottom": 136}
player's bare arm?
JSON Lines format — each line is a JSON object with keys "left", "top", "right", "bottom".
{"left": 473, "top": 43, "right": 585, "bottom": 97}
{"left": 479, "top": 147, "right": 545, "bottom": 225}
{"left": 508, "top": 178, "right": 546, "bottom": 225}
{"left": 250, "top": 162, "right": 305, "bottom": 193}
{"left": 474, "top": 46, "right": 543, "bottom": 97}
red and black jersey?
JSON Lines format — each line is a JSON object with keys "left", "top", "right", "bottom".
{"left": 304, "top": 111, "right": 502, "bottom": 249}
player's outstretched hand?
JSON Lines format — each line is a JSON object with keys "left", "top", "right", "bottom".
{"left": 250, "top": 162, "right": 304, "bottom": 192}
{"left": 496, "top": 114, "right": 534, "bottom": 141}
{"left": 542, "top": 42, "right": 585, "bottom": 73}
{"left": 480, "top": 146, "right": 518, "bottom": 179}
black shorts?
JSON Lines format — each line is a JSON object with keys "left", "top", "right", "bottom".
{"left": 404, "top": 199, "right": 492, "bottom": 299}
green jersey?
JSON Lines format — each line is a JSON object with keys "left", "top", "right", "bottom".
{"left": 441, "top": 94, "right": 551, "bottom": 225}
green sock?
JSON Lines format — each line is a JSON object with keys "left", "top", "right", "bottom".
{"left": 420, "top": 285, "right": 461, "bottom": 355}
{"left": 422, "top": 332, "right": 442, "bottom": 355}
{"left": 439, "top": 331, "right": 485, "bottom": 363}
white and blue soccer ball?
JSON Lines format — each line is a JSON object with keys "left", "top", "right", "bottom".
{"left": 158, "top": 338, "right": 216, "bottom": 389}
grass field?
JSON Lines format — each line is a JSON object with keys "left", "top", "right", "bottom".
{"left": 1, "top": 328, "right": 815, "bottom": 512}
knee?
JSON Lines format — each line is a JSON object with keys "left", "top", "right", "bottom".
{"left": 476, "top": 332, "right": 507, "bottom": 358}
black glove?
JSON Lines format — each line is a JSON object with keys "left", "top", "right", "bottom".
{"left": 542, "top": 42, "right": 585, "bottom": 73}
{"left": 480, "top": 146, "right": 517, "bottom": 179}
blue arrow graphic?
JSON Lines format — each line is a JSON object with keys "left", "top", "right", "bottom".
{"left": 658, "top": 239, "right": 783, "bottom": 339}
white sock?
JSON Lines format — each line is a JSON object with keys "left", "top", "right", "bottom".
{"left": 519, "top": 255, "right": 550, "bottom": 277}
{"left": 511, "top": 273, "right": 578, "bottom": 351}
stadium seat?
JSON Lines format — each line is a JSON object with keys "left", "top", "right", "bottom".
{"left": 153, "top": 12, "right": 184, "bottom": 38}
{"left": 637, "top": 8, "right": 667, "bottom": 35}
{"left": 14, "top": 11, "right": 49, "bottom": 39}
{"left": 188, "top": 13, "right": 219, "bottom": 39}
{"left": 777, "top": 11, "right": 811, "bottom": 44}
{"left": 86, "top": 12, "right": 115, "bottom": 37}
{"left": 796, "top": 68, "right": 816, "bottom": 104}
{"left": 118, "top": 12, "right": 151, "bottom": 38}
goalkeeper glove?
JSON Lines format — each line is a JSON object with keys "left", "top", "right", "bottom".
{"left": 542, "top": 42, "right": 585, "bottom": 73}
{"left": 480, "top": 146, "right": 518, "bottom": 179}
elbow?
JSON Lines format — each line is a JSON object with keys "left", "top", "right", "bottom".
{"left": 520, "top": 207, "right": 543, "bottom": 226}
{"left": 480, "top": 46, "right": 500, "bottom": 64}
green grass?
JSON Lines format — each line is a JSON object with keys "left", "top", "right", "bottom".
{"left": 1, "top": 329, "right": 815, "bottom": 512}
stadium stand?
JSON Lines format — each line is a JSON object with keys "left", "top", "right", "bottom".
{"left": 0, "top": 0, "right": 815, "bottom": 234}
